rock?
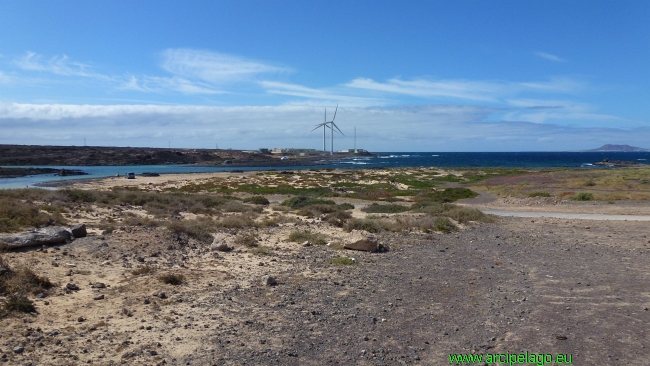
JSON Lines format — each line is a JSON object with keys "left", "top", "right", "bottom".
{"left": 91, "top": 282, "right": 106, "bottom": 289}
{"left": 302, "top": 241, "right": 312, "bottom": 247}
{"left": 211, "top": 233, "right": 232, "bottom": 252}
{"left": 66, "top": 283, "right": 80, "bottom": 291}
{"left": 77, "top": 316, "right": 85, "bottom": 322}
{"left": 263, "top": 275, "right": 277, "bottom": 286}
{"left": 69, "top": 224, "right": 87, "bottom": 238}
{"left": 0, "top": 226, "right": 72, "bottom": 249}
{"left": 0, "top": 267, "right": 7, "bottom": 276}
{"left": 12, "top": 346, "right": 24, "bottom": 354}
{"left": 93, "top": 294, "right": 105, "bottom": 300}
{"left": 344, "top": 236, "right": 388, "bottom": 252}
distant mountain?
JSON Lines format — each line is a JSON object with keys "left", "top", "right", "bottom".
{"left": 584, "top": 144, "right": 650, "bottom": 152}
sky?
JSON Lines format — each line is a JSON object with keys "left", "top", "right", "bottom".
{"left": 1, "top": 0, "right": 649, "bottom": 152}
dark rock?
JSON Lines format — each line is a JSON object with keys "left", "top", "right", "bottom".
{"left": 69, "top": 224, "right": 87, "bottom": 238}
{"left": 93, "top": 294, "right": 105, "bottom": 300}
{"left": 263, "top": 275, "right": 277, "bottom": 286}
{"left": 65, "top": 283, "right": 80, "bottom": 291}
{"left": 91, "top": 282, "right": 106, "bottom": 289}
{"left": 12, "top": 346, "right": 24, "bottom": 354}
{"left": 0, "top": 226, "right": 72, "bottom": 249}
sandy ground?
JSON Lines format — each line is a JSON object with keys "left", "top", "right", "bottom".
{"left": 2, "top": 171, "right": 650, "bottom": 365}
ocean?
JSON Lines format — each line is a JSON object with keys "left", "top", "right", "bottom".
{"left": 1, "top": 151, "right": 649, "bottom": 189}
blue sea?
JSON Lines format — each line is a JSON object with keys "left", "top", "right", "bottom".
{"left": 1, "top": 151, "right": 649, "bottom": 189}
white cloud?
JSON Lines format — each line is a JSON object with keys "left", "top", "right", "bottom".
{"left": 259, "top": 81, "right": 386, "bottom": 107}
{"left": 161, "top": 49, "right": 290, "bottom": 84}
{"left": 119, "top": 75, "right": 223, "bottom": 95}
{"left": 14, "top": 52, "right": 108, "bottom": 79}
{"left": 535, "top": 51, "right": 566, "bottom": 62}
{"left": 345, "top": 77, "right": 583, "bottom": 103}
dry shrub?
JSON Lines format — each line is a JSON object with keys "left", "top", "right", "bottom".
{"left": 131, "top": 265, "right": 153, "bottom": 276}
{"left": 0, "top": 198, "right": 58, "bottom": 233}
{"left": 166, "top": 218, "right": 215, "bottom": 244}
{"left": 328, "top": 256, "right": 356, "bottom": 265}
{"left": 250, "top": 246, "right": 272, "bottom": 256}
{"left": 443, "top": 206, "right": 494, "bottom": 224}
{"left": 324, "top": 210, "right": 352, "bottom": 227}
{"left": 158, "top": 273, "right": 184, "bottom": 285}
{"left": 243, "top": 196, "right": 270, "bottom": 205}
{"left": 234, "top": 232, "right": 259, "bottom": 247}
{"left": 288, "top": 230, "right": 328, "bottom": 245}
{"left": 221, "top": 200, "right": 259, "bottom": 213}
{"left": 344, "top": 218, "right": 396, "bottom": 233}
{"left": 219, "top": 214, "right": 255, "bottom": 228}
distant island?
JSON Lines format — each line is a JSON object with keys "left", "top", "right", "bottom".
{"left": 583, "top": 144, "right": 650, "bottom": 152}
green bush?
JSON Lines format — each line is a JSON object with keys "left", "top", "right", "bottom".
{"left": 572, "top": 192, "right": 594, "bottom": 201}
{"left": 281, "top": 196, "right": 336, "bottom": 209}
{"left": 443, "top": 206, "right": 493, "bottom": 224}
{"left": 433, "top": 217, "right": 457, "bottom": 233}
{"left": 243, "top": 196, "right": 270, "bottom": 205}
{"left": 337, "top": 203, "right": 355, "bottom": 210}
{"left": 361, "top": 203, "right": 409, "bottom": 214}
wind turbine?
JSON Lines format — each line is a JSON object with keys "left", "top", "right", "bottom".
{"left": 310, "top": 105, "right": 343, "bottom": 155}
{"left": 327, "top": 104, "right": 344, "bottom": 155}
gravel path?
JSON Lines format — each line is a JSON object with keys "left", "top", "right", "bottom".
{"left": 482, "top": 209, "right": 650, "bottom": 221}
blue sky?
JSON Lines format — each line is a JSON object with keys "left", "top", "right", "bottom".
{"left": 1, "top": 0, "right": 649, "bottom": 151}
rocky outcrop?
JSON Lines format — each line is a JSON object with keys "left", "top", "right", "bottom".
{"left": 69, "top": 224, "right": 87, "bottom": 238}
{"left": 0, "top": 226, "right": 72, "bottom": 249}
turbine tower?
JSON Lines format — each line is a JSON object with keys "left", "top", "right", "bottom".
{"left": 327, "top": 104, "right": 343, "bottom": 155}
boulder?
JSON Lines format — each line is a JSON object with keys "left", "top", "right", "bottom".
{"left": 344, "top": 235, "right": 388, "bottom": 253}
{"left": 210, "top": 233, "right": 232, "bottom": 252}
{"left": 69, "top": 224, "right": 87, "bottom": 238}
{"left": 0, "top": 226, "right": 72, "bottom": 249}
{"left": 263, "top": 275, "right": 277, "bottom": 286}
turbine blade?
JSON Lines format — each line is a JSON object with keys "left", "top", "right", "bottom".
{"left": 332, "top": 122, "right": 344, "bottom": 135}
{"left": 332, "top": 104, "right": 338, "bottom": 122}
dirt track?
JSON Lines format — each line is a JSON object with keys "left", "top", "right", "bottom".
{"left": 3, "top": 216, "right": 650, "bottom": 365}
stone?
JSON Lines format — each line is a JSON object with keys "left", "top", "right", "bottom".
{"left": 0, "top": 226, "right": 72, "bottom": 249}
{"left": 344, "top": 237, "right": 384, "bottom": 252}
{"left": 65, "top": 283, "right": 80, "bottom": 291}
{"left": 12, "top": 346, "right": 24, "bottom": 354}
{"left": 263, "top": 275, "right": 277, "bottom": 286}
{"left": 69, "top": 224, "right": 87, "bottom": 238}
{"left": 93, "top": 295, "right": 105, "bottom": 300}
{"left": 77, "top": 316, "right": 85, "bottom": 322}
{"left": 302, "top": 241, "right": 312, "bottom": 247}
{"left": 0, "top": 267, "right": 7, "bottom": 276}
{"left": 211, "top": 233, "right": 232, "bottom": 252}
{"left": 91, "top": 282, "right": 106, "bottom": 289}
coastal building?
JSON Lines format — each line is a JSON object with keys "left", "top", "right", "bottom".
{"left": 270, "top": 148, "right": 319, "bottom": 156}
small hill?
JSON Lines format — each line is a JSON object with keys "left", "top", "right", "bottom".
{"left": 585, "top": 144, "right": 649, "bottom": 152}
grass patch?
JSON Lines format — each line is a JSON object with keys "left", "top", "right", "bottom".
{"left": 288, "top": 230, "right": 328, "bottom": 245}
{"left": 4, "top": 294, "right": 36, "bottom": 313}
{"left": 158, "top": 273, "right": 184, "bottom": 286}
{"left": 328, "top": 256, "right": 357, "bottom": 265}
